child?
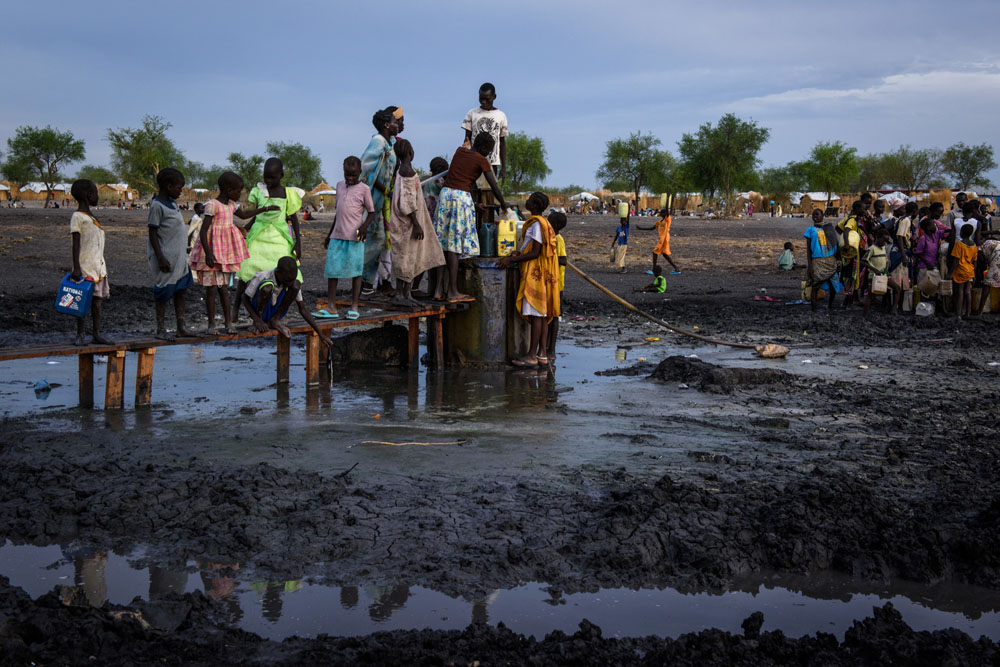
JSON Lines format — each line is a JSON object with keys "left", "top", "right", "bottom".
{"left": 948, "top": 223, "right": 978, "bottom": 319}
{"left": 434, "top": 133, "right": 508, "bottom": 301}
{"left": 461, "top": 82, "right": 508, "bottom": 189}
{"left": 610, "top": 217, "right": 629, "bottom": 274}
{"left": 637, "top": 265, "right": 667, "bottom": 293}
{"left": 547, "top": 211, "right": 568, "bottom": 358}
{"left": 637, "top": 208, "right": 680, "bottom": 274}
{"left": 423, "top": 156, "right": 449, "bottom": 217}
{"left": 186, "top": 202, "right": 205, "bottom": 254}
{"left": 189, "top": 172, "right": 275, "bottom": 334}
{"left": 778, "top": 242, "right": 795, "bottom": 270}
{"left": 233, "top": 157, "right": 302, "bottom": 323}
{"left": 388, "top": 139, "right": 446, "bottom": 307}
{"left": 68, "top": 179, "right": 111, "bottom": 345}
{"left": 803, "top": 209, "right": 841, "bottom": 313}
{"left": 913, "top": 218, "right": 942, "bottom": 284}
{"left": 316, "top": 156, "right": 375, "bottom": 320}
{"left": 861, "top": 227, "right": 890, "bottom": 317}
{"left": 148, "top": 168, "right": 196, "bottom": 340}
{"left": 497, "top": 192, "right": 559, "bottom": 367}
{"left": 243, "top": 256, "right": 333, "bottom": 347}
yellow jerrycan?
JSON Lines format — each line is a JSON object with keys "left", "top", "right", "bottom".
{"left": 497, "top": 208, "right": 519, "bottom": 257}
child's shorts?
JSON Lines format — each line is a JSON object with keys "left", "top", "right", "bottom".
{"left": 324, "top": 238, "right": 364, "bottom": 279}
{"left": 197, "top": 270, "right": 231, "bottom": 287}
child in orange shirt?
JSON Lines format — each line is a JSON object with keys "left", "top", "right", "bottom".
{"left": 948, "top": 223, "right": 978, "bottom": 319}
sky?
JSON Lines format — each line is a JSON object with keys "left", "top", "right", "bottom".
{"left": 3, "top": 0, "right": 1000, "bottom": 191}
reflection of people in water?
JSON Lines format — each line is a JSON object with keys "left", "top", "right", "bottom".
{"left": 472, "top": 590, "right": 500, "bottom": 625}
{"left": 198, "top": 559, "right": 243, "bottom": 621}
{"left": 61, "top": 543, "right": 108, "bottom": 607}
{"left": 364, "top": 584, "right": 411, "bottom": 621}
{"left": 149, "top": 565, "right": 188, "bottom": 600}
{"left": 249, "top": 579, "right": 303, "bottom": 623}
{"left": 340, "top": 585, "right": 359, "bottom": 609}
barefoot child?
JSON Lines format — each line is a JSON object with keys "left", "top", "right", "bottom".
{"left": 243, "top": 256, "right": 333, "bottom": 347}
{"left": 610, "top": 217, "right": 629, "bottom": 274}
{"left": 636, "top": 208, "right": 680, "bottom": 274}
{"left": 637, "top": 265, "right": 667, "bottom": 293}
{"left": 803, "top": 209, "right": 841, "bottom": 313}
{"left": 862, "top": 227, "right": 890, "bottom": 317}
{"left": 948, "top": 223, "right": 978, "bottom": 319}
{"left": 68, "top": 179, "right": 112, "bottom": 345}
{"left": 389, "top": 139, "right": 445, "bottom": 306}
{"left": 547, "top": 212, "right": 568, "bottom": 358}
{"left": 434, "top": 133, "right": 508, "bottom": 301}
{"left": 233, "top": 158, "right": 303, "bottom": 322}
{"left": 186, "top": 202, "right": 205, "bottom": 253}
{"left": 148, "top": 168, "right": 195, "bottom": 339}
{"left": 189, "top": 172, "right": 275, "bottom": 333}
{"left": 497, "top": 192, "right": 559, "bottom": 367}
{"left": 316, "top": 156, "right": 375, "bottom": 321}
{"left": 778, "top": 242, "right": 795, "bottom": 270}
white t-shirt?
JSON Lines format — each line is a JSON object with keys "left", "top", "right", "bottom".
{"left": 952, "top": 216, "right": 978, "bottom": 239}
{"left": 519, "top": 220, "right": 542, "bottom": 252}
{"left": 461, "top": 107, "right": 508, "bottom": 167}
{"left": 69, "top": 212, "right": 107, "bottom": 281}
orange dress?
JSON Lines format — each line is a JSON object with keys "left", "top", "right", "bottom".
{"left": 653, "top": 216, "right": 672, "bottom": 255}
{"left": 950, "top": 241, "right": 978, "bottom": 284}
{"left": 515, "top": 216, "right": 561, "bottom": 322}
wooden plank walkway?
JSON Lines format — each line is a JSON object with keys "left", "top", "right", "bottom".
{"left": 0, "top": 304, "right": 451, "bottom": 410}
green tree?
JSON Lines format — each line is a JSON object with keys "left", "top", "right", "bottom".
{"left": 106, "top": 115, "right": 186, "bottom": 196}
{"left": 759, "top": 162, "right": 808, "bottom": 203}
{"left": 2, "top": 125, "right": 85, "bottom": 204}
{"left": 76, "top": 164, "right": 118, "bottom": 184}
{"left": 678, "top": 114, "right": 769, "bottom": 213}
{"left": 227, "top": 152, "right": 265, "bottom": 192}
{"left": 940, "top": 142, "right": 997, "bottom": 190}
{"left": 852, "top": 153, "right": 890, "bottom": 192}
{"left": 802, "top": 141, "right": 860, "bottom": 207}
{"left": 596, "top": 131, "right": 671, "bottom": 211}
{"left": 881, "top": 145, "right": 941, "bottom": 191}
{"left": 505, "top": 132, "right": 551, "bottom": 193}
{"left": 264, "top": 141, "right": 323, "bottom": 190}
{"left": 185, "top": 161, "right": 226, "bottom": 190}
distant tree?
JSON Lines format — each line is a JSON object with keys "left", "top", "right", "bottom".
{"left": 549, "top": 184, "right": 591, "bottom": 195}
{"left": 1, "top": 151, "right": 34, "bottom": 188}
{"left": 802, "top": 141, "right": 860, "bottom": 207}
{"left": 881, "top": 145, "right": 941, "bottom": 191}
{"left": 759, "top": 162, "right": 808, "bottom": 202}
{"left": 940, "top": 142, "right": 996, "bottom": 191}
{"left": 505, "top": 132, "right": 551, "bottom": 193}
{"left": 264, "top": 141, "right": 323, "bottom": 190}
{"left": 677, "top": 130, "right": 720, "bottom": 198}
{"left": 76, "top": 164, "right": 118, "bottom": 184}
{"left": 184, "top": 161, "right": 226, "bottom": 190}
{"left": 3, "top": 126, "right": 85, "bottom": 204}
{"left": 679, "top": 114, "right": 769, "bottom": 213}
{"left": 853, "top": 153, "right": 890, "bottom": 192}
{"left": 596, "top": 131, "right": 670, "bottom": 210}
{"left": 226, "top": 152, "right": 265, "bottom": 192}
{"left": 106, "top": 115, "right": 186, "bottom": 196}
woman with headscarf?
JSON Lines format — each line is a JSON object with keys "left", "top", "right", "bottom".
{"left": 360, "top": 107, "right": 401, "bottom": 287}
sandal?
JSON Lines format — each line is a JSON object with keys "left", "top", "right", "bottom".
{"left": 313, "top": 309, "right": 340, "bottom": 319}
{"left": 510, "top": 357, "right": 538, "bottom": 367}
{"left": 535, "top": 355, "right": 549, "bottom": 366}
{"left": 346, "top": 310, "right": 360, "bottom": 320}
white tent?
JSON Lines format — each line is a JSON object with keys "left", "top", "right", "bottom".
{"left": 789, "top": 192, "right": 804, "bottom": 206}
{"left": 569, "top": 192, "right": 598, "bottom": 202}
{"left": 0, "top": 184, "right": 8, "bottom": 192}
{"left": 878, "top": 191, "right": 908, "bottom": 202}
{"left": 20, "top": 182, "right": 71, "bottom": 193}
{"left": 312, "top": 189, "right": 337, "bottom": 196}
{"left": 803, "top": 192, "right": 840, "bottom": 202}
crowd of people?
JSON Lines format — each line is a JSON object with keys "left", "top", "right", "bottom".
{"left": 802, "top": 191, "right": 999, "bottom": 318}
{"left": 61, "top": 83, "right": 567, "bottom": 368}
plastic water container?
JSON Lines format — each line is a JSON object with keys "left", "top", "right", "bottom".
{"left": 478, "top": 222, "right": 498, "bottom": 257}
{"left": 55, "top": 274, "right": 93, "bottom": 317}
{"left": 497, "top": 219, "right": 517, "bottom": 257}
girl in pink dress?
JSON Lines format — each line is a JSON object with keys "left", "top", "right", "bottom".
{"left": 190, "top": 171, "right": 276, "bottom": 333}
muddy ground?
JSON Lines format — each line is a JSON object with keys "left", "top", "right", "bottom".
{"left": 1, "top": 207, "right": 999, "bottom": 664}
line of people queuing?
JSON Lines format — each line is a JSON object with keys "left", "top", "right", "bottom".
{"left": 803, "top": 191, "right": 998, "bottom": 318}
{"left": 62, "top": 83, "right": 566, "bottom": 367}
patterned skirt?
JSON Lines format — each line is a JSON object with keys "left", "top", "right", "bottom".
{"left": 434, "top": 187, "right": 479, "bottom": 257}
{"left": 190, "top": 221, "right": 249, "bottom": 273}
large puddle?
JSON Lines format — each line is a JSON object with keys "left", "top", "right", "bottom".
{"left": 1, "top": 540, "right": 997, "bottom": 641}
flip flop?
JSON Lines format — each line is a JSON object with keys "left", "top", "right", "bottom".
{"left": 510, "top": 357, "right": 537, "bottom": 367}
{"left": 313, "top": 309, "right": 340, "bottom": 319}
{"left": 346, "top": 310, "right": 360, "bottom": 320}
{"left": 671, "top": 270, "right": 682, "bottom": 275}
{"left": 645, "top": 270, "right": 654, "bottom": 275}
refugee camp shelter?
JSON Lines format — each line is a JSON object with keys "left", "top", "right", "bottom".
{"left": 800, "top": 192, "right": 841, "bottom": 215}
{"left": 18, "top": 182, "right": 71, "bottom": 201}
{"left": 97, "top": 183, "right": 138, "bottom": 205}
{"left": 309, "top": 182, "right": 337, "bottom": 208}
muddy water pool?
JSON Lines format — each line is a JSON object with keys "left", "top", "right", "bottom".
{"left": 1, "top": 540, "right": 997, "bottom": 641}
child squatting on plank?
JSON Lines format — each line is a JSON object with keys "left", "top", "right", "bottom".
{"left": 243, "top": 256, "right": 333, "bottom": 347}
{"left": 69, "top": 179, "right": 112, "bottom": 346}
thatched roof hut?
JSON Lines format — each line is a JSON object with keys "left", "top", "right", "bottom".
{"left": 800, "top": 192, "right": 841, "bottom": 214}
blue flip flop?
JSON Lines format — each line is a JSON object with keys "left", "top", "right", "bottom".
{"left": 346, "top": 310, "right": 360, "bottom": 320}
{"left": 671, "top": 270, "right": 682, "bottom": 275}
{"left": 313, "top": 309, "right": 339, "bottom": 319}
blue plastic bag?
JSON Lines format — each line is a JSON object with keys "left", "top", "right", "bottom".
{"left": 55, "top": 274, "right": 93, "bottom": 317}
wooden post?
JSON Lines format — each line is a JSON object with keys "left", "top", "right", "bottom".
{"left": 276, "top": 335, "right": 290, "bottom": 384}
{"left": 305, "top": 333, "right": 320, "bottom": 386}
{"left": 430, "top": 313, "right": 445, "bottom": 369}
{"left": 105, "top": 350, "right": 126, "bottom": 409}
{"left": 134, "top": 348, "right": 156, "bottom": 407}
{"left": 78, "top": 354, "right": 94, "bottom": 408}
{"left": 318, "top": 340, "right": 331, "bottom": 385}
{"left": 407, "top": 317, "right": 420, "bottom": 368}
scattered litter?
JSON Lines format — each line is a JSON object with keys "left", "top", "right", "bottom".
{"left": 785, "top": 299, "right": 809, "bottom": 305}
{"left": 755, "top": 344, "right": 789, "bottom": 359}
{"left": 570, "top": 315, "right": 585, "bottom": 321}
{"left": 45, "top": 361, "right": 60, "bottom": 365}
{"left": 644, "top": 337, "right": 660, "bottom": 342}
{"left": 989, "top": 362, "right": 1000, "bottom": 367}
{"left": 692, "top": 326, "right": 700, "bottom": 331}
{"left": 354, "top": 440, "right": 467, "bottom": 448}
{"left": 33, "top": 379, "right": 51, "bottom": 400}
{"left": 858, "top": 365, "right": 869, "bottom": 370}
{"left": 373, "top": 413, "right": 381, "bottom": 420}
{"left": 759, "top": 288, "right": 767, "bottom": 293}
{"left": 803, "top": 331, "right": 809, "bottom": 336}
{"left": 801, "top": 359, "right": 813, "bottom": 364}
{"left": 686, "top": 354, "right": 699, "bottom": 359}
{"left": 637, "top": 357, "right": 646, "bottom": 362}
{"left": 754, "top": 295, "right": 781, "bottom": 302}
{"left": 678, "top": 383, "right": 689, "bottom": 390}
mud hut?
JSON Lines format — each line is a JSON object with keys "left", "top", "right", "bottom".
{"left": 800, "top": 192, "right": 841, "bottom": 216}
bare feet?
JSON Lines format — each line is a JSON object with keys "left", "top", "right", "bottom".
{"left": 74, "top": 333, "right": 86, "bottom": 346}
{"left": 275, "top": 322, "right": 292, "bottom": 337}
{"left": 446, "top": 290, "right": 471, "bottom": 302}
{"left": 91, "top": 333, "right": 113, "bottom": 345}
{"left": 154, "top": 328, "right": 176, "bottom": 341}
{"left": 390, "top": 294, "right": 412, "bottom": 308}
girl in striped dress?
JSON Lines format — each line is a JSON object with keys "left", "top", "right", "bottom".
{"left": 190, "top": 171, "right": 277, "bottom": 333}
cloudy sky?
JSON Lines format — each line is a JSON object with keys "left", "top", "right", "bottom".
{"left": 3, "top": 0, "right": 999, "bottom": 189}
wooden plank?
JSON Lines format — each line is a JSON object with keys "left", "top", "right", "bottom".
{"left": 134, "top": 348, "right": 156, "bottom": 407}
{"left": 105, "top": 350, "right": 126, "bottom": 410}
{"left": 305, "top": 333, "right": 320, "bottom": 386}
{"left": 276, "top": 336, "right": 290, "bottom": 384}
{"left": 407, "top": 317, "right": 420, "bottom": 368}
{"left": 430, "top": 314, "right": 444, "bottom": 369}
{"left": 78, "top": 354, "right": 94, "bottom": 409}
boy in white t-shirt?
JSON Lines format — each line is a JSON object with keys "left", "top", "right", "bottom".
{"left": 462, "top": 82, "right": 508, "bottom": 226}
{"left": 69, "top": 179, "right": 112, "bottom": 345}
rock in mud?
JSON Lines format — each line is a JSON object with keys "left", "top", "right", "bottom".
{"left": 649, "top": 355, "right": 792, "bottom": 393}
